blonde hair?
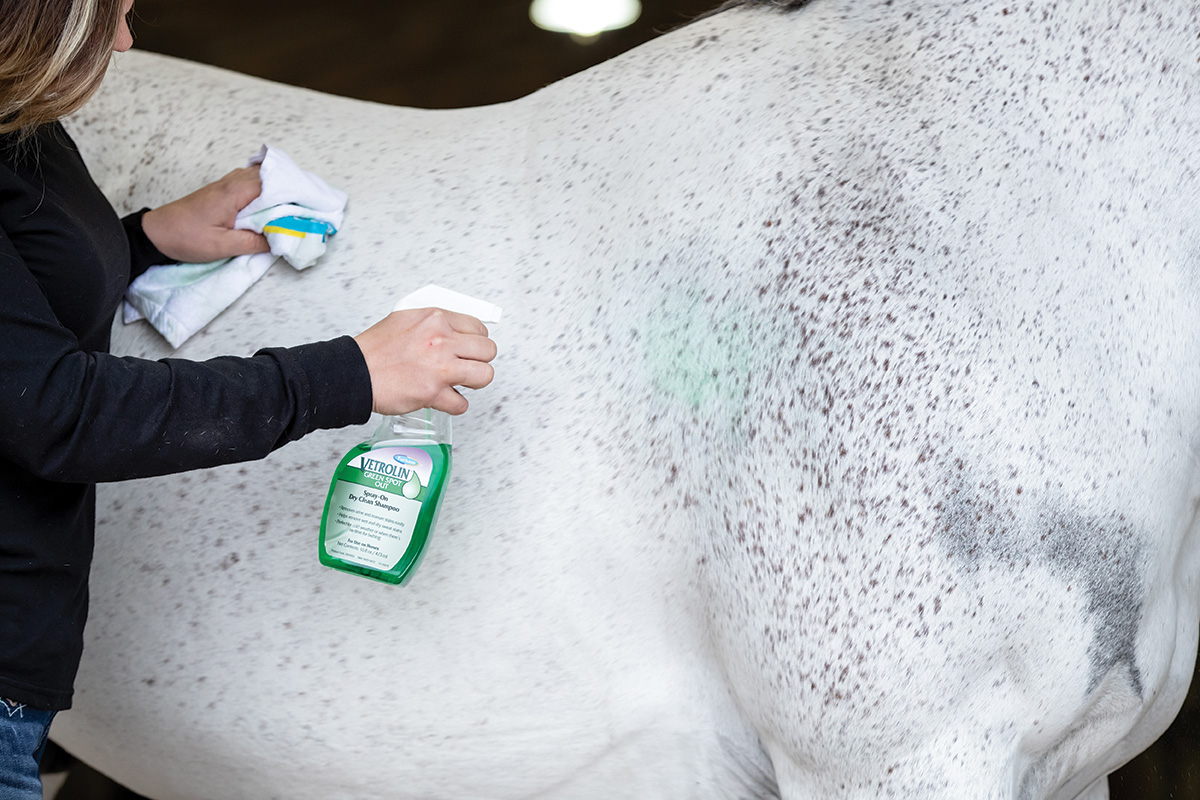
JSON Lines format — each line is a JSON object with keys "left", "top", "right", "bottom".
{"left": 0, "top": 0, "right": 125, "bottom": 136}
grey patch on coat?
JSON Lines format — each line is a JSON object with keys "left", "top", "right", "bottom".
{"left": 938, "top": 474, "right": 1145, "bottom": 697}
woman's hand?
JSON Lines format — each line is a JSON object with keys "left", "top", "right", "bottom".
{"left": 141, "top": 167, "right": 270, "bottom": 263}
{"left": 354, "top": 308, "right": 498, "bottom": 416}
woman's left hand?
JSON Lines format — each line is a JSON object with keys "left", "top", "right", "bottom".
{"left": 141, "top": 166, "right": 271, "bottom": 263}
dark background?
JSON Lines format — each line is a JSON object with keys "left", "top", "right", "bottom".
{"left": 130, "top": 0, "right": 723, "bottom": 109}
{"left": 54, "top": 0, "right": 1200, "bottom": 797}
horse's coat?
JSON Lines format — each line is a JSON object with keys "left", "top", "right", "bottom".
{"left": 50, "top": 2, "right": 1200, "bottom": 798}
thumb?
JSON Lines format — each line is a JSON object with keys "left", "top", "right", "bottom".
{"left": 218, "top": 229, "right": 271, "bottom": 257}
{"left": 226, "top": 230, "right": 270, "bottom": 255}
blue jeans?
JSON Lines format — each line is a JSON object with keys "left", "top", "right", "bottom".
{"left": 0, "top": 699, "right": 55, "bottom": 800}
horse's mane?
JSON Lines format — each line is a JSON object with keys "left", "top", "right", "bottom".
{"left": 689, "top": 0, "right": 808, "bottom": 24}
{"left": 721, "top": 0, "right": 811, "bottom": 8}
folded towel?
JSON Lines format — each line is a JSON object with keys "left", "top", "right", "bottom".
{"left": 124, "top": 145, "right": 347, "bottom": 348}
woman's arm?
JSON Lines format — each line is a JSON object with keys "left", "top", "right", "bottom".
{"left": 0, "top": 222, "right": 371, "bottom": 483}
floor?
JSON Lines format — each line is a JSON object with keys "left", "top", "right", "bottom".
{"left": 42, "top": 743, "right": 142, "bottom": 799}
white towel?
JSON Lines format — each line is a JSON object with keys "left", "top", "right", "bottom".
{"left": 124, "top": 145, "right": 347, "bottom": 348}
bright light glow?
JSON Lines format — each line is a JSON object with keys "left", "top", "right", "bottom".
{"left": 529, "top": 0, "right": 642, "bottom": 37}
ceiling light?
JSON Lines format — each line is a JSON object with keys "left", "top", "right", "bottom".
{"left": 529, "top": 0, "right": 642, "bottom": 38}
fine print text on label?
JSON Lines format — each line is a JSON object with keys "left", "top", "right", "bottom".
{"left": 324, "top": 481, "right": 421, "bottom": 570}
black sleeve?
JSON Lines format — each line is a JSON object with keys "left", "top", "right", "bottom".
{"left": 0, "top": 224, "right": 374, "bottom": 484}
{"left": 121, "top": 208, "right": 175, "bottom": 280}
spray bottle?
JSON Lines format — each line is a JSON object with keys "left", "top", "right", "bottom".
{"left": 318, "top": 286, "right": 502, "bottom": 585}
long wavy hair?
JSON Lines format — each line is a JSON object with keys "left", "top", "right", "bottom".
{"left": 0, "top": 0, "right": 125, "bottom": 136}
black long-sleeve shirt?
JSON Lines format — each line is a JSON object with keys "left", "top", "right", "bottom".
{"left": 0, "top": 122, "right": 372, "bottom": 709}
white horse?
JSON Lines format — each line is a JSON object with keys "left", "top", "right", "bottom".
{"left": 51, "top": 1, "right": 1200, "bottom": 798}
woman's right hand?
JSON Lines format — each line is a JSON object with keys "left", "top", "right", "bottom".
{"left": 353, "top": 308, "right": 497, "bottom": 416}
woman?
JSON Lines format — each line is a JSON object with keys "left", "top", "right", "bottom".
{"left": 0, "top": 0, "right": 498, "bottom": 795}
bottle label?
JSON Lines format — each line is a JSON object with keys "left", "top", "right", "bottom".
{"left": 322, "top": 446, "right": 433, "bottom": 570}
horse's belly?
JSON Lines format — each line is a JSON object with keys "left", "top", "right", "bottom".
{"left": 52, "top": 424, "right": 772, "bottom": 799}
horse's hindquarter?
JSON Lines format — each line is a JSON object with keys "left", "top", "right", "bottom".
{"left": 677, "top": 3, "right": 1200, "bottom": 799}
{"left": 53, "top": 2, "right": 1200, "bottom": 799}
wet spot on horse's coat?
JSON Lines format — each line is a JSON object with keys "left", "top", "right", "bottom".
{"left": 641, "top": 288, "right": 754, "bottom": 415}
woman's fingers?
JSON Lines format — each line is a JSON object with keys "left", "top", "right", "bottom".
{"left": 430, "top": 387, "right": 470, "bottom": 416}
{"left": 448, "top": 359, "right": 495, "bottom": 392}
{"left": 451, "top": 329, "right": 499, "bottom": 365}
{"left": 221, "top": 167, "right": 264, "bottom": 208}
{"left": 440, "top": 309, "right": 491, "bottom": 337}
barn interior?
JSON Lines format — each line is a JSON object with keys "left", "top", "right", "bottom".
{"left": 43, "top": 0, "right": 1200, "bottom": 797}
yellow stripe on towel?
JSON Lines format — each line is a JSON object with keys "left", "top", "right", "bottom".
{"left": 262, "top": 224, "right": 308, "bottom": 238}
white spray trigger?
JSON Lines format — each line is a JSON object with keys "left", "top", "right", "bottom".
{"left": 392, "top": 285, "right": 503, "bottom": 324}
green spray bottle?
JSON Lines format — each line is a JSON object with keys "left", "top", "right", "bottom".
{"left": 318, "top": 409, "right": 452, "bottom": 585}
{"left": 318, "top": 285, "right": 502, "bottom": 586}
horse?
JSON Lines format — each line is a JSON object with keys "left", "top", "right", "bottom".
{"left": 50, "top": 0, "right": 1200, "bottom": 797}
